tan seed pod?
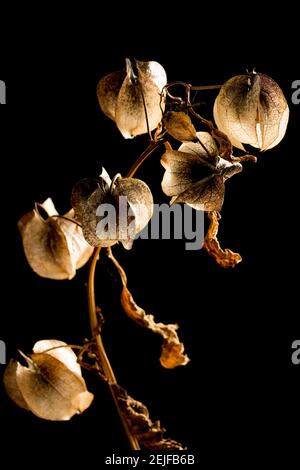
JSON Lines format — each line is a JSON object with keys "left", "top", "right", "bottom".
{"left": 161, "top": 132, "right": 242, "bottom": 212}
{"left": 72, "top": 168, "right": 153, "bottom": 250}
{"left": 213, "top": 73, "right": 289, "bottom": 151}
{"left": 4, "top": 340, "right": 94, "bottom": 421}
{"left": 18, "top": 198, "right": 93, "bottom": 280}
{"left": 97, "top": 59, "right": 167, "bottom": 138}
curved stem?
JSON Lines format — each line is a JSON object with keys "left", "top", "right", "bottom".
{"left": 126, "top": 140, "right": 162, "bottom": 178}
{"left": 87, "top": 247, "right": 140, "bottom": 450}
{"left": 190, "top": 84, "right": 222, "bottom": 91}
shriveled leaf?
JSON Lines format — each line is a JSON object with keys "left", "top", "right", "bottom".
{"left": 161, "top": 132, "right": 242, "bottom": 212}
{"left": 97, "top": 58, "right": 167, "bottom": 139}
{"left": 3, "top": 360, "right": 29, "bottom": 410}
{"left": 203, "top": 211, "right": 242, "bottom": 268}
{"left": 114, "top": 385, "right": 186, "bottom": 450}
{"left": 107, "top": 248, "right": 189, "bottom": 368}
{"left": 163, "top": 111, "right": 197, "bottom": 141}
{"left": 214, "top": 73, "right": 289, "bottom": 151}
{"left": 18, "top": 198, "right": 93, "bottom": 280}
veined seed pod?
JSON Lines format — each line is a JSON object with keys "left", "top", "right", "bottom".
{"left": 161, "top": 132, "right": 242, "bottom": 212}
{"left": 18, "top": 198, "right": 93, "bottom": 280}
{"left": 72, "top": 168, "right": 153, "bottom": 249}
{"left": 4, "top": 340, "right": 94, "bottom": 421}
{"left": 213, "top": 73, "right": 289, "bottom": 151}
{"left": 97, "top": 58, "right": 167, "bottom": 138}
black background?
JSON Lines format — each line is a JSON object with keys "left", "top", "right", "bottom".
{"left": 0, "top": 8, "right": 299, "bottom": 466}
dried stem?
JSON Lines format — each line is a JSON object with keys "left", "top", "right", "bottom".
{"left": 87, "top": 246, "right": 140, "bottom": 450}
{"left": 126, "top": 140, "right": 163, "bottom": 178}
{"left": 84, "top": 139, "right": 167, "bottom": 450}
{"left": 190, "top": 84, "right": 222, "bottom": 91}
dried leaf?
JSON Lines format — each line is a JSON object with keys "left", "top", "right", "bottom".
{"left": 113, "top": 384, "right": 186, "bottom": 450}
{"left": 203, "top": 211, "right": 242, "bottom": 268}
{"left": 107, "top": 248, "right": 189, "bottom": 369}
{"left": 4, "top": 340, "right": 94, "bottom": 421}
{"left": 72, "top": 168, "right": 153, "bottom": 249}
{"left": 18, "top": 198, "right": 93, "bottom": 280}
{"left": 161, "top": 132, "right": 242, "bottom": 212}
{"left": 163, "top": 111, "right": 197, "bottom": 141}
{"left": 213, "top": 73, "right": 289, "bottom": 151}
{"left": 97, "top": 59, "right": 167, "bottom": 138}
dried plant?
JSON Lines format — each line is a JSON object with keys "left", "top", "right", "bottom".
{"left": 4, "top": 59, "right": 289, "bottom": 450}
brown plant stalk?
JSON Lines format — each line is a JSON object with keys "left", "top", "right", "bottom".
{"left": 87, "top": 246, "right": 141, "bottom": 450}
{"left": 85, "top": 140, "right": 165, "bottom": 450}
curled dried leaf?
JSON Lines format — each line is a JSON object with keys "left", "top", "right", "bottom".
{"left": 97, "top": 58, "right": 167, "bottom": 138}
{"left": 107, "top": 248, "right": 189, "bottom": 369}
{"left": 163, "top": 111, "right": 197, "bottom": 141}
{"left": 161, "top": 132, "right": 242, "bottom": 212}
{"left": 213, "top": 73, "right": 289, "bottom": 151}
{"left": 113, "top": 385, "right": 186, "bottom": 450}
{"left": 203, "top": 211, "right": 242, "bottom": 268}
{"left": 3, "top": 340, "right": 93, "bottom": 421}
{"left": 18, "top": 198, "right": 93, "bottom": 280}
{"left": 72, "top": 168, "right": 153, "bottom": 250}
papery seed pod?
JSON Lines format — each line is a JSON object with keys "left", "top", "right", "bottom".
{"left": 72, "top": 168, "right": 153, "bottom": 249}
{"left": 213, "top": 73, "right": 289, "bottom": 151}
{"left": 163, "top": 111, "right": 198, "bottom": 142}
{"left": 97, "top": 59, "right": 167, "bottom": 138}
{"left": 161, "top": 132, "right": 242, "bottom": 211}
{"left": 18, "top": 198, "right": 93, "bottom": 280}
{"left": 3, "top": 340, "right": 94, "bottom": 421}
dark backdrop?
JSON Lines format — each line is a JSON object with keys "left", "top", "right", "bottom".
{"left": 0, "top": 9, "right": 299, "bottom": 466}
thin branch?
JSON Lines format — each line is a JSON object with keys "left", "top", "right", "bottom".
{"left": 126, "top": 140, "right": 162, "bottom": 178}
{"left": 87, "top": 247, "right": 141, "bottom": 450}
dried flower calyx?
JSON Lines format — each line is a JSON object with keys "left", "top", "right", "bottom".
{"left": 97, "top": 58, "right": 167, "bottom": 138}
{"left": 18, "top": 198, "right": 93, "bottom": 280}
{"left": 161, "top": 132, "right": 242, "bottom": 212}
{"left": 213, "top": 72, "right": 289, "bottom": 151}
{"left": 4, "top": 340, "right": 94, "bottom": 421}
{"left": 72, "top": 167, "right": 153, "bottom": 250}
